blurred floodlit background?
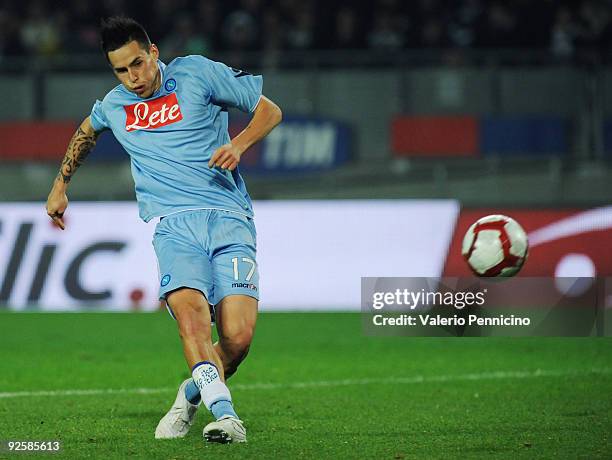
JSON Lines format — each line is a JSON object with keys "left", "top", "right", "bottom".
{"left": 0, "top": 0, "right": 610, "bottom": 311}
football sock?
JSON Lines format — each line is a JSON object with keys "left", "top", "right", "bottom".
{"left": 184, "top": 379, "right": 201, "bottom": 405}
{"left": 192, "top": 361, "right": 239, "bottom": 420}
{"left": 210, "top": 399, "right": 238, "bottom": 420}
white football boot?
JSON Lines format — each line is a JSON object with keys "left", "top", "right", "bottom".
{"left": 155, "top": 379, "right": 199, "bottom": 439}
{"left": 203, "top": 415, "right": 247, "bottom": 443}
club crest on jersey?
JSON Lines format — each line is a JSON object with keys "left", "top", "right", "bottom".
{"left": 124, "top": 93, "right": 183, "bottom": 132}
{"left": 164, "top": 78, "right": 177, "bottom": 92}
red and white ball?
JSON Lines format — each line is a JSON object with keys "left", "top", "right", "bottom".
{"left": 462, "top": 215, "right": 529, "bottom": 277}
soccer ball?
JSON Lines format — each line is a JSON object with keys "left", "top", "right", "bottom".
{"left": 462, "top": 214, "right": 529, "bottom": 277}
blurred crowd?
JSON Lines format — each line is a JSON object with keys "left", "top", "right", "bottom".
{"left": 1, "top": 0, "right": 611, "bottom": 63}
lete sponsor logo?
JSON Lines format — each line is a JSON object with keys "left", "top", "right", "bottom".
{"left": 124, "top": 92, "right": 183, "bottom": 132}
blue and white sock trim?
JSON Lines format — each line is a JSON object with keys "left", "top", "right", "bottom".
{"left": 191, "top": 361, "right": 233, "bottom": 410}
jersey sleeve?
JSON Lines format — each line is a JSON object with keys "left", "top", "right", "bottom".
{"left": 198, "top": 57, "right": 263, "bottom": 113}
{"left": 89, "top": 99, "right": 110, "bottom": 132}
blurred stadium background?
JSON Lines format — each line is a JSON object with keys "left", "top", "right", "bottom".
{"left": 0, "top": 1, "right": 611, "bottom": 458}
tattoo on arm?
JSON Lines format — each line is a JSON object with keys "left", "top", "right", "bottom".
{"left": 56, "top": 127, "right": 99, "bottom": 184}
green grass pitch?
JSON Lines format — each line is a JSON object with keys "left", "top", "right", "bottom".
{"left": 0, "top": 311, "right": 610, "bottom": 459}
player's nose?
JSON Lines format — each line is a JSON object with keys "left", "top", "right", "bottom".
{"left": 128, "top": 69, "right": 138, "bottom": 82}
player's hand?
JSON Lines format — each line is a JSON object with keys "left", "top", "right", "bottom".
{"left": 46, "top": 188, "right": 68, "bottom": 230}
{"left": 208, "top": 143, "right": 243, "bottom": 171}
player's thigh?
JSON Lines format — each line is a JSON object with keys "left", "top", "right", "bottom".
{"left": 209, "top": 212, "right": 259, "bottom": 305}
{"left": 216, "top": 294, "right": 258, "bottom": 342}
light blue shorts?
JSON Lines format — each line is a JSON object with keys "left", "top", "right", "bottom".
{"left": 152, "top": 209, "right": 259, "bottom": 308}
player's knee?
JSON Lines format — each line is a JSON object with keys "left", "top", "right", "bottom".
{"left": 177, "top": 316, "right": 212, "bottom": 342}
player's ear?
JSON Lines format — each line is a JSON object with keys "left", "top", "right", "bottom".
{"left": 150, "top": 44, "right": 159, "bottom": 61}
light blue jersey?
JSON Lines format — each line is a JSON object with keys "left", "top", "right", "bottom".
{"left": 89, "top": 56, "right": 263, "bottom": 222}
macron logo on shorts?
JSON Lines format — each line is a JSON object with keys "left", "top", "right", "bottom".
{"left": 232, "top": 282, "right": 258, "bottom": 291}
{"left": 124, "top": 92, "right": 183, "bottom": 132}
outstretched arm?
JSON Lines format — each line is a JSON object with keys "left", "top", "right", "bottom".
{"left": 46, "top": 116, "right": 100, "bottom": 229}
{"left": 208, "top": 95, "right": 282, "bottom": 171}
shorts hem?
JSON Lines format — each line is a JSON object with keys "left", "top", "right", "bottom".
{"left": 159, "top": 283, "right": 211, "bottom": 303}
{"left": 213, "top": 290, "right": 259, "bottom": 306}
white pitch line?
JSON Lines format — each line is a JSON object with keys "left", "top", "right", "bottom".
{"left": 0, "top": 368, "right": 610, "bottom": 399}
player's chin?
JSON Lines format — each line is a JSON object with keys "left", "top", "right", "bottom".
{"left": 134, "top": 86, "right": 151, "bottom": 98}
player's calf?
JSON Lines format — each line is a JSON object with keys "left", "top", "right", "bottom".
{"left": 214, "top": 294, "right": 258, "bottom": 378}
{"left": 216, "top": 329, "right": 253, "bottom": 378}
{"left": 168, "top": 289, "right": 224, "bottom": 373}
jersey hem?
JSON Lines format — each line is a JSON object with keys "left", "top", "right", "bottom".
{"left": 149, "top": 207, "right": 254, "bottom": 222}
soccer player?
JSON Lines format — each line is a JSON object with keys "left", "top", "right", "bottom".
{"left": 45, "top": 16, "right": 282, "bottom": 444}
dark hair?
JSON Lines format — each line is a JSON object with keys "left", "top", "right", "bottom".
{"left": 100, "top": 16, "right": 151, "bottom": 61}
